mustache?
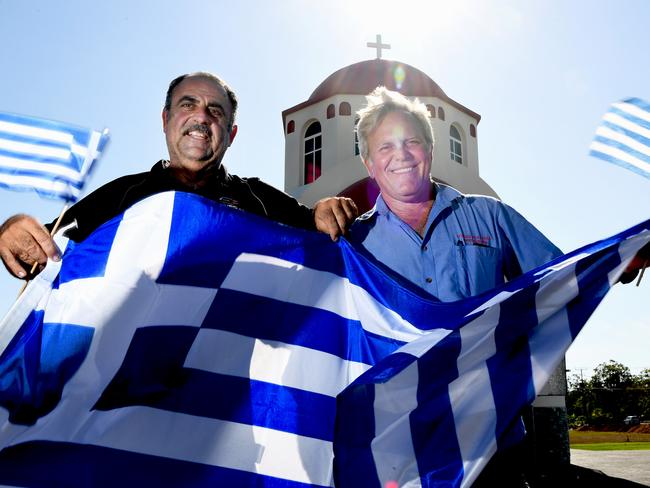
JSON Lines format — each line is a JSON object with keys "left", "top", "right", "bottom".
{"left": 183, "top": 124, "right": 211, "bottom": 137}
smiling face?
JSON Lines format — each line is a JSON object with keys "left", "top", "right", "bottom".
{"left": 162, "top": 75, "right": 237, "bottom": 187}
{"left": 363, "top": 110, "right": 433, "bottom": 205}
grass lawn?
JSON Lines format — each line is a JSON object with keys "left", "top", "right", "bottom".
{"left": 570, "top": 430, "right": 650, "bottom": 450}
{"left": 572, "top": 442, "right": 650, "bottom": 451}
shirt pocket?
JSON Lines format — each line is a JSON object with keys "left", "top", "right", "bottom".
{"left": 455, "top": 243, "right": 503, "bottom": 298}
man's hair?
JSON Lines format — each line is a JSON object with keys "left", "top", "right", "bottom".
{"left": 164, "top": 72, "right": 238, "bottom": 131}
{"left": 356, "top": 87, "right": 434, "bottom": 161}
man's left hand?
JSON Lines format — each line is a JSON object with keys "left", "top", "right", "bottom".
{"left": 313, "top": 197, "right": 359, "bottom": 241}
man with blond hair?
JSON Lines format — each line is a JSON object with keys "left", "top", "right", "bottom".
{"left": 350, "top": 87, "right": 560, "bottom": 301}
{"left": 348, "top": 87, "right": 647, "bottom": 486}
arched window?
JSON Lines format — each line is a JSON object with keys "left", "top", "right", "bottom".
{"left": 426, "top": 104, "right": 436, "bottom": 118}
{"left": 326, "top": 104, "right": 335, "bottom": 119}
{"left": 339, "top": 102, "right": 351, "bottom": 116}
{"left": 437, "top": 107, "right": 445, "bottom": 121}
{"left": 450, "top": 125, "right": 462, "bottom": 164}
{"left": 470, "top": 124, "right": 476, "bottom": 137}
{"left": 304, "top": 121, "right": 322, "bottom": 184}
{"left": 354, "top": 117, "right": 360, "bottom": 156}
{"left": 287, "top": 120, "right": 295, "bottom": 134}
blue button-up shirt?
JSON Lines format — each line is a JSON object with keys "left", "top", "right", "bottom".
{"left": 348, "top": 183, "right": 562, "bottom": 302}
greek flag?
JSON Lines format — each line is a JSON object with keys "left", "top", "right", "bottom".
{"left": 0, "top": 192, "right": 647, "bottom": 487}
{"left": 0, "top": 112, "right": 109, "bottom": 201}
{"left": 589, "top": 97, "right": 650, "bottom": 179}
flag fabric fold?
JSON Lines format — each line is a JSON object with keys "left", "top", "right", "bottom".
{"left": 0, "top": 191, "right": 647, "bottom": 487}
{"left": 589, "top": 97, "right": 650, "bottom": 179}
{"left": 0, "top": 111, "right": 109, "bottom": 201}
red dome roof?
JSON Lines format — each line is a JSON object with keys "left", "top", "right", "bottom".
{"left": 310, "top": 59, "right": 447, "bottom": 101}
{"left": 283, "top": 59, "right": 480, "bottom": 122}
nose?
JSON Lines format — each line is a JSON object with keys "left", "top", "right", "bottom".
{"left": 192, "top": 106, "right": 212, "bottom": 124}
{"left": 395, "top": 142, "right": 413, "bottom": 160}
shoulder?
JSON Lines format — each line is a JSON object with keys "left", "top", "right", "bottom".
{"left": 95, "top": 171, "right": 150, "bottom": 192}
{"left": 89, "top": 161, "right": 165, "bottom": 195}
{"left": 231, "top": 174, "right": 290, "bottom": 200}
{"left": 355, "top": 207, "right": 378, "bottom": 223}
{"left": 233, "top": 174, "right": 260, "bottom": 187}
{"left": 438, "top": 184, "right": 505, "bottom": 215}
{"left": 73, "top": 167, "right": 151, "bottom": 207}
{"left": 352, "top": 208, "right": 377, "bottom": 229}
{"left": 349, "top": 207, "right": 378, "bottom": 244}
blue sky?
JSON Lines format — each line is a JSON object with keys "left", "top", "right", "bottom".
{"left": 1, "top": 0, "right": 649, "bottom": 377}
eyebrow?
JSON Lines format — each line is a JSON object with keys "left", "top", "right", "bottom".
{"left": 176, "top": 95, "right": 226, "bottom": 114}
{"left": 176, "top": 95, "right": 199, "bottom": 105}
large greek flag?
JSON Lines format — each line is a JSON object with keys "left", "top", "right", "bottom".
{"left": 0, "top": 112, "right": 109, "bottom": 201}
{"left": 0, "top": 192, "right": 647, "bottom": 487}
{"left": 589, "top": 97, "right": 650, "bottom": 179}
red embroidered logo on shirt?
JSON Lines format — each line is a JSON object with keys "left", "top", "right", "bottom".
{"left": 456, "top": 234, "right": 491, "bottom": 246}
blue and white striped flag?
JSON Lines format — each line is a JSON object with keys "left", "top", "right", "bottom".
{"left": 0, "top": 112, "right": 110, "bottom": 201}
{"left": 589, "top": 97, "right": 650, "bottom": 179}
{"left": 0, "top": 192, "right": 647, "bottom": 487}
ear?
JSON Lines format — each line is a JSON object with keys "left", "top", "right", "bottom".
{"left": 362, "top": 157, "right": 375, "bottom": 178}
{"left": 228, "top": 124, "right": 238, "bottom": 145}
{"left": 162, "top": 109, "right": 169, "bottom": 133}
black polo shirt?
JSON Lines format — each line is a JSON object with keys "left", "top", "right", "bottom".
{"left": 50, "top": 161, "right": 315, "bottom": 242}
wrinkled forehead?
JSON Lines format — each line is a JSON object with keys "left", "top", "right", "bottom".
{"left": 374, "top": 110, "right": 425, "bottom": 139}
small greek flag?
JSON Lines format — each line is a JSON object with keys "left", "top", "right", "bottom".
{"left": 0, "top": 112, "right": 109, "bottom": 202}
{"left": 589, "top": 97, "right": 650, "bottom": 179}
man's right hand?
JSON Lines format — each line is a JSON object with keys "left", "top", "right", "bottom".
{"left": 0, "top": 214, "right": 60, "bottom": 279}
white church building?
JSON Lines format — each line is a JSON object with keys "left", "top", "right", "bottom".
{"left": 282, "top": 52, "right": 497, "bottom": 212}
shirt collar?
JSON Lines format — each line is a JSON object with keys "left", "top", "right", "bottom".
{"left": 360, "top": 182, "right": 464, "bottom": 241}
{"left": 426, "top": 182, "right": 462, "bottom": 225}
{"left": 153, "top": 160, "right": 231, "bottom": 187}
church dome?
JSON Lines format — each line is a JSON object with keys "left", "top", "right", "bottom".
{"left": 309, "top": 59, "right": 447, "bottom": 101}
{"left": 283, "top": 59, "right": 480, "bottom": 122}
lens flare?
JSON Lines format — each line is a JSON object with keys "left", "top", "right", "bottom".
{"left": 393, "top": 65, "right": 406, "bottom": 90}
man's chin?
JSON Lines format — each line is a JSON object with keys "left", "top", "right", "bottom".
{"left": 169, "top": 157, "right": 220, "bottom": 173}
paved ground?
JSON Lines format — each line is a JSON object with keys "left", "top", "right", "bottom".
{"left": 571, "top": 449, "right": 650, "bottom": 486}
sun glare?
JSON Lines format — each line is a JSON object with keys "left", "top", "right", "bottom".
{"left": 340, "top": 0, "right": 469, "bottom": 44}
{"left": 331, "top": 0, "right": 525, "bottom": 58}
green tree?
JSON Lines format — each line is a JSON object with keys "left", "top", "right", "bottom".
{"left": 591, "top": 361, "right": 633, "bottom": 390}
{"left": 591, "top": 361, "right": 634, "bottom": 422}
{"left": 635, "top": 368, "right": 650, "bottom": 419}
{"left": 567, "top": 373, "right": 594, "bottom": 427}
{"left": 567, "top": 361, "right": 649, "bottom": 426}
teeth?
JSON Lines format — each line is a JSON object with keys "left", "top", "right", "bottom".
{"left": 188, "top": 130, "right": 208, "bottom": 139}
{"left": 392, "top": 167, "right": 414, "bottom": 174}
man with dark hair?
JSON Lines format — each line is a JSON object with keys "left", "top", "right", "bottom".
{"left": 0, "top": 72, "right": 357, "bottom": 278}
{"left": 163, "top": 72, "right": 238, "bottom": 128}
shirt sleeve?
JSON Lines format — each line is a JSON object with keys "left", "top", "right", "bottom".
{"left": 496, "top": 202, "right": 563, "bottom": 278}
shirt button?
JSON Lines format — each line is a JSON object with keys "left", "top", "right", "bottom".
{"left": 425, "top": 277, "right": 433, "bottom": 283}
{"left": 423, "top": 245, "right": 428, "bottom": 251}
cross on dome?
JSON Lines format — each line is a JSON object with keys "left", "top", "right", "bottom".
{"left": 367, "top": 34, "right": 390, "bottom": 59}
